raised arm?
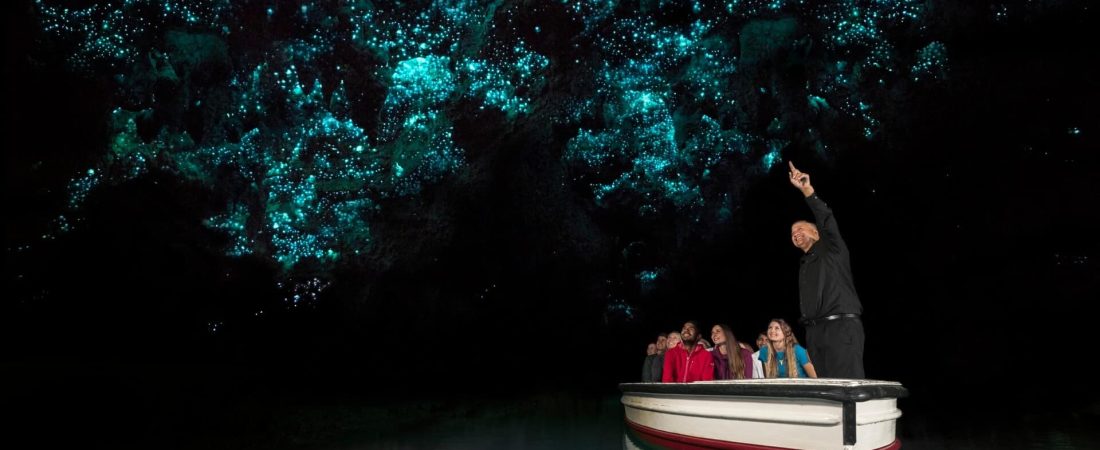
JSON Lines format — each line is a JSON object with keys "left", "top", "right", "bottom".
{"left": 789, "top": 162, "right": 846, "bottom": 252}
{"left": 787, "top": 161, "right": 815, "bottom": 198}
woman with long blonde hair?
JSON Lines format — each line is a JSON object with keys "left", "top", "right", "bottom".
{"left": 760, "top": 319, "right": 817, "bottom": 378}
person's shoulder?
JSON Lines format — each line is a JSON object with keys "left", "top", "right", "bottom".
{"left": 794, "top": 345, "right": 810, "bottom": 359}
{"left": 815, "top": 234, "right": 844, "bottom": 254}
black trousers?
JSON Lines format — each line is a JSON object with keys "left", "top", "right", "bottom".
{"left": 806, "top": 317, "right": 865, "bottom": 379}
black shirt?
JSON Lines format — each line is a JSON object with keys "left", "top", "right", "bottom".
{"left": 799, "top": 194, "right": 863, "bottom": 320}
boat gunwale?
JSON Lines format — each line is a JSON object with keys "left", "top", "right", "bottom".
{"left": 619, "top": 379, "right": 908, "bottom": 403}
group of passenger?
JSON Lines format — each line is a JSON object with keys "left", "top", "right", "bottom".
{"left": 641, "top": 319, "right": 816, "bottom": 382}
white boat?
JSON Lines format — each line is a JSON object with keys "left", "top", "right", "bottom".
{"left": 621, "top": 378, "right": 907, "bottom": 449}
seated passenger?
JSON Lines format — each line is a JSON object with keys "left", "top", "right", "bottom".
{"left": 662, "top": 321, "right": 715, "bottom": 383}
{"left": 710, "top": 324, "right": 753, "bottom": 379}
{"left": 642, "top": 343, "right": 658, "bottom": 382}
{"left": 759, "top": 319, "right": 817, "bottom": 378}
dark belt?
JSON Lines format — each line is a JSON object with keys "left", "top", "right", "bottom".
{"left": 801, "top": 313, "right": 860, "bottom": 327}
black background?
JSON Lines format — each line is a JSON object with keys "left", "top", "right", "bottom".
{"left": 5, "top": 1, "right": 1099, "bottom": 448}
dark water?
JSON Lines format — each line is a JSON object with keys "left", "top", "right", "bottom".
{"left": 366, "top": 395, "right": 625, "bottom": 449}
{"left": 7, "top": 363, "right": 1099, "bottom": 449}
{"left": 894, "top": 405, "right": 1100, "bottom": 450}
{"left": 365, "top": 397, "right": 1100, "bottom": 450}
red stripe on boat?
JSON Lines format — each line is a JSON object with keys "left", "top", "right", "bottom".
{"left": 624, "top": 418, "right": 902, "bottom": 450}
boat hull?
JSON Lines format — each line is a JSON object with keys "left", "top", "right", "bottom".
{"left": 621, "top": 379, "right": 907, "bottom": 450}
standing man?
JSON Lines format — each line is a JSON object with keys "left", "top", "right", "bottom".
{"left": 662, "top": 321, "right": 715, "bottom": 383}
{"left": 787, "top": 162, "right": 865, "bottom": 378}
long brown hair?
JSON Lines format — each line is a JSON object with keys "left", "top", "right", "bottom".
{"left": 764, "top": 319, "right": 801, "bottom": 378}
{"left": 714, "top": 324, "right": 746, "bottom": 380}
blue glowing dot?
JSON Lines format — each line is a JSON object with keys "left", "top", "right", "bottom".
{"left": 762, "top": 149, "right": 780, "bottom": 170}
{"left": 37, "top": 0, "right": 937, "bottom": 310}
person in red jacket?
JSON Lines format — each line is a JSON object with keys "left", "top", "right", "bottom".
{"left": 662, "top": 321, "right": 715, "bottom": 383}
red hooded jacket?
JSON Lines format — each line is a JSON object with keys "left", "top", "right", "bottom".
{"left": 661, "top": 343, "right": 715, "bottom": 383}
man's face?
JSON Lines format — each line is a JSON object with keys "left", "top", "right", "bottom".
{"left": 791, "top": 221, "right": 820, "bottom": 253}
{"left": 656, "top": 335, "right": 667, "bottom": 351}
{"left": 681, "top": 322, "right": 698, "bottom": 343}
{"left": 756, "top": 334, "right": 767, "bottom": 349}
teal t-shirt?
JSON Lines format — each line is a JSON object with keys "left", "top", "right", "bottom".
{"left": 757, "top": 344, "right": 810, "bottom": 378}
